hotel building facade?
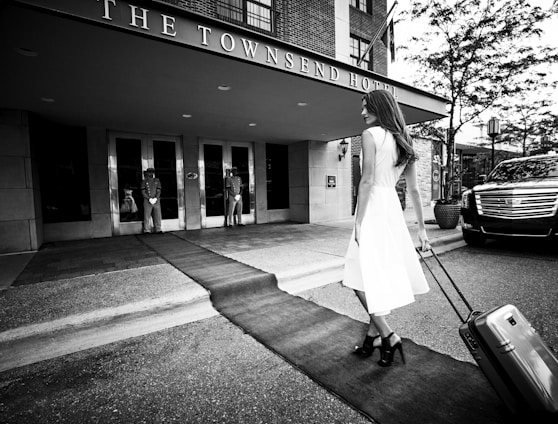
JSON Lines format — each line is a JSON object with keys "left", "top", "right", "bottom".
{"left": 0, "top": 0, "right": 447, "bottom": 254}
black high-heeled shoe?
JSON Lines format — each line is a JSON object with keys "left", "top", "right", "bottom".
{"left": 378, "top": 332, "right": 406, "bottom": 367}
{"left": 353, "top": 334, "right": 381, "bottom": 358}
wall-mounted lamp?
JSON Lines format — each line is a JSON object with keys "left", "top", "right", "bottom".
{"left": 338, "top": 139, "right": 349, "bottom": 161}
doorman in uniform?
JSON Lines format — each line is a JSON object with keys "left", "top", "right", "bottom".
{"left": 141, "top": 168, "right": 162, "bottom": 233}
{"left": 225, "top": 167, "right": 244, "bottom": 227}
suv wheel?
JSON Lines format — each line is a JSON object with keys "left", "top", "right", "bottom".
{"left": 462, "top": 229, "right": 486, "bottom": 247}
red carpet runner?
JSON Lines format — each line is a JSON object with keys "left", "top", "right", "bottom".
{"left": 141, "top": 233, "right": 512, "bottom": 424}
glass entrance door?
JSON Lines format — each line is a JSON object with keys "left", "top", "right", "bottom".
{"left": 200, "top": 140, "right": 254, "bottom": 228}
{"left": 109, "top": 132, "right": 184, "bottom": 235}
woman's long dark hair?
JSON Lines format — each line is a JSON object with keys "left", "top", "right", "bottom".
{"left": 362, "top": 90, "right": 417, "bottom": 167}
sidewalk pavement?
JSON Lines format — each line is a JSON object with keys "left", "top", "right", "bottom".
{"left": 0, "top": 208, "right": 465, "bottom": 372}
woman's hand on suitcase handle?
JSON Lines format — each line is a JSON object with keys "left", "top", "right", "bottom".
{"left": 418, "top": 228, "right": 431, "bottom": 251}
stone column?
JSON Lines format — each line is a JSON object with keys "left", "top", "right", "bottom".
{"left": 0, "top": 110, "right": 42, "bottom": 253}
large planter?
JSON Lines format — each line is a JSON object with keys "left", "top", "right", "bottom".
{"left": 433, "top": 202, "right": 461, "bottom": 229}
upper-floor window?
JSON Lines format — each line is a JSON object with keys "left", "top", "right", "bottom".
{"left": 350, "top": 0, "right": 371, "bottom": 14}
{"left": 350, "top": 35, "right": 371, "bottom": 70}
{"left": 217, "top": 0, "right": 275, "bottom": 34}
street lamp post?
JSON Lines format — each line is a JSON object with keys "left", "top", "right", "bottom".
{"left": 487, "top": 117, "right": 500, "bottom": 169}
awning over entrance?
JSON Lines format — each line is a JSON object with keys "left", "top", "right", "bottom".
{"left": 456, "top": 143, "right": 495, "bottom": 154}
{"left": 1, "top": 0, "right": 448, "bottom": 143}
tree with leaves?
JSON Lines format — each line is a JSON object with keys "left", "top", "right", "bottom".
{"left": 401, "top": 0, "right": 558, "bottom": 201}
{"left": 498, "top": 101, "right": 557, "bottom": 157}
{"left": 494, "top": 63, "right": 558, "bottom": 156}
{"left": 527, "top": 113, "right": 558, "bottom": 154}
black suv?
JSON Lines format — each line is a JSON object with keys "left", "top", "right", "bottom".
{"left": 461, "top": 154, "right": 558, "bottom": 246}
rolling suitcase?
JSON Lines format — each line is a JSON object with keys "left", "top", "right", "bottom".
{"left": 416, "top": 248, "right": 558, "bottom": 418}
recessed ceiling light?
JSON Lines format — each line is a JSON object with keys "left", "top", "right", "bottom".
{"left": 248, "top": 123, "right": 257, "bottom": 127}
{"left": 182, "top": 114, "right": 192, "bottom": 118}
{"left": 15, "top": 47, "right": 38, "bottom": 57}
{"left": 40, "top": 97, "right": 55, "bottom": 103}
{"left": 218, "top": 85, "right": 232, "bottom": 91}
{"left": 297, "top": 102, "right": 308, "bottom": 107}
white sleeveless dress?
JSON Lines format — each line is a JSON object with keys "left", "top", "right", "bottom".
{"left": 343, "top": 127, "right": 429, "bottom": 315}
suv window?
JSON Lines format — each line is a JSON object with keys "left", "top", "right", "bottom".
{"left": 487, "top": 157, "right": 558, "bottom": 182}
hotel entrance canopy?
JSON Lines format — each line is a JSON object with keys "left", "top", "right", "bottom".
{"left": 1, "top": 0, "right": 448, "bottom": 143}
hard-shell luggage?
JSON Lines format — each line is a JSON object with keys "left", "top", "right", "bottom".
{"left": 417, "top": 248, "right": 558, "bottom": 418}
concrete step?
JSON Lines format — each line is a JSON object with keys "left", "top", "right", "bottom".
{"left": 0, "top": 294, "right": 216, "bottom": 373}
{"left": 0, "top": 233, "right": 465, "bottom": 372}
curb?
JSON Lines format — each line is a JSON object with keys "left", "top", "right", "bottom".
{"left": 427, "top": 232, "right": 466, "bottom": 255}
{"left": 0, "top": 295, "right": 217, "bottom": 373}
{"left": 277, "top": 259, "right": 345, "bottom": 294}
{"left": 278, "top": 232, "right": 465, "bottom": 293}
{"left": 0, "top": 286, "right": 210, "bottom": 344}
{"left": 0, "top": 232, "right": 465, "bottom": 372}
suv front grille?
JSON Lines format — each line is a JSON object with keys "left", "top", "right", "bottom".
{"left": 475, "top": 188, "right": 558, "bottom": 219}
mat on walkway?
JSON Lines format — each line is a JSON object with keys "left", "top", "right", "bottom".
{"left": 141, "top": 233, "right": 510, "bottom": 424}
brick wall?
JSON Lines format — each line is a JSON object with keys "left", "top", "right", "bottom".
{"left": 412, "top": 136, "right": 433, "bottom": 208}
{"left": 159, "top": 0, "right": 284, "bottom": 37}
{"left": 349, "top": 0, "right": 388, "bottom": 75}
{"left": 162, "top": 0, "right": 215, "bottom": 15}
{"left": 159, "top": 1, "right": 336, "bottom": 57}
{"left": 282, "top": 0, "right": 335, "bottom": 57}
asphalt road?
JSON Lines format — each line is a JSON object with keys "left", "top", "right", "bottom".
{"left": 1, "top": 240, "right": 557, "bottom": 423}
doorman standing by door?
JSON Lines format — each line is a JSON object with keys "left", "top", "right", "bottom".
{"left": 225, "top": 167, "right": 244, "bottom": 227}
{"left": 141, "top": 167, "right": 163, "bottom": 233}
{"left": 224, "top": 168, "right": 232, "bottom": 226}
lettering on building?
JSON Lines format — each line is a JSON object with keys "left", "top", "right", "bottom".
{"left": 91, "top": 0, "right": 394, "bottom": 93}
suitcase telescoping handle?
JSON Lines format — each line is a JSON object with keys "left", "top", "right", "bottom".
{"left": 416, "top": 248, "right": 474, "bottom": 324}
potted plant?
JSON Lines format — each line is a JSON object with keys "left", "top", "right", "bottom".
{"left": 433, "top": 199, "right": 461, "bottom": 229}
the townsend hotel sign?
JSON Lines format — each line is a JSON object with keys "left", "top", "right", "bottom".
{"left": 20, "top": 0, "right": 395, "bottom": 94}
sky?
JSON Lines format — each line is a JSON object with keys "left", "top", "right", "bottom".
{"left": 388, "top": 0, "right": 558, "bottom": 143}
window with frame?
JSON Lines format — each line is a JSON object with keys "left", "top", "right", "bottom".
{"left": 31, "top": 117, "right": 91, "bottom": 223}
{"left": 350, "top": 35, "right": 371, "bottom": 70}
{"left": 217, "top": 0, "right": 275, "bottom": 34}
{"left": 266, "top": 144, "right": 289, "bottom": 210}
{"left": 350, "top": 0, "right": 371, "bottom": 14}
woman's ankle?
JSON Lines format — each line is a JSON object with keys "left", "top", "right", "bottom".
{"left": 383, "top": 332, "right": 401, "bottom": 345}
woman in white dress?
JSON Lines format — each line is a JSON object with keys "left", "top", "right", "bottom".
{"left": 343, "top": 90, "right": 431, "bottom": 367}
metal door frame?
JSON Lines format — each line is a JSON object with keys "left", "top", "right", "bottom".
{"left": 199, "top": 138, "right": 255, "bottom": 228}
{"left": 108, "top": 131, "right": 184, "bottom": 235}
